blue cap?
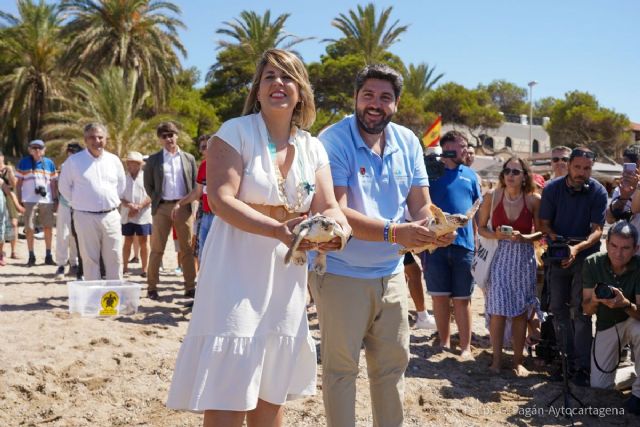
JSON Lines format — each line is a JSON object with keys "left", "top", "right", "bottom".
{"left": 29, "top": 139, "right": 45, "bottom": 148}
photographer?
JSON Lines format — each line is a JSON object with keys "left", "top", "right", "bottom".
{"left": 606, "top": 145, "right": 640, "bottom": 224}
{"left": 582, "top": 221, "right": 640, "bottom": 415}
{"left": 539, "top": 146, "right": 608, "bottom": 386}
{"left": 16, "top": 139, "right": 58, "bottom": 266}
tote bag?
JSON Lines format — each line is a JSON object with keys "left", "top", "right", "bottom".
{"left": 471, "top": 190, "right": 499, "bottom": 289}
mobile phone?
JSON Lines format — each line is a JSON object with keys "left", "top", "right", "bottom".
{"left": 623, "top": 163, "right": 636, "bottom": 173}
{"left": 499, "top": 225, "right": 513, "bottom": 235}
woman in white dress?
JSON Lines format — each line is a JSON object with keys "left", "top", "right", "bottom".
{"left": 166, "top": 49, "right": 350, "bottom": 426}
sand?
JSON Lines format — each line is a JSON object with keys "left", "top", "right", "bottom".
{"left": 0, "top": 236, "right": 634, "bottom": 426}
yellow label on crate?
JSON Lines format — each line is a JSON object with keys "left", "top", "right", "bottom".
{"left": 99, "top": 291, "right": 119, "bottom": 316}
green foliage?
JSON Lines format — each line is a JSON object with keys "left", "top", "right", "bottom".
{"left": 546, "top": 90, "right": 630, "bottom": 157}
{"left": 167, "top": 84, "right": 220, "bottom": 154}
{"left": 60, "top": 0, "right": 186, "bottom": 108}
{"left": 402, "top": 63, "right": 444, "bottom": 102}
{"left": 43, "top": 67, "right": 155, "bottom": 161}
{"left": 328, "top": 3, "right": 408, "bottom": 64}
{"left": 535, "top": 96, "right": 558, "bottom": 119}
{"left": 425, "top": 82, "right": 503, "bottom": 143}
{"left": 0, "top": 0, "right": 67, "bottom": 156}
{"left": 479, "top": 79, "right": 528, "bottom": 115}
{"left": 209, "top": 9, "right": 311, "bottom": 77}
{"left": 394, "top": 92, "right": 438, "bottom": 137}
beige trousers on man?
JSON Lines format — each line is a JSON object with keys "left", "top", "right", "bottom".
{"left": 591, "top": 316, "right": 640, "bottom": 398}
{"left": 309, "top": 271, "right": 409, "bottom": 427}
{"left": 147, "top": 202, "right": 195, "bottom": 292}
{"left": 73, "top": 210, "right": 122, "bottom": 280}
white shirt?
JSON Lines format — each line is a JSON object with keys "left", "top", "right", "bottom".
{"left": 120, "top": 170, "right": 152, "bottom": 224}
{"left": 161, "top": 148, "right": 187, "bottom": 200}
{"left": 58, "top": 149, "right": 126, "bottom": 212}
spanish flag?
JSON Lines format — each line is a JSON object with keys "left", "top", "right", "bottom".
{"left": 422, "top": 115, "right": 442, "bottom": 148}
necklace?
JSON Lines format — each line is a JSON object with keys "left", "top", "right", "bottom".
{"left": 267, "top": 133, "right": 313, "bottom": 213}
{"left": 503, "top": 191, "right": 523, "bottom": 204}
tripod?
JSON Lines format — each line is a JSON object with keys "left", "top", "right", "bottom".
{"left": 547, "top": 321, "right": 585, "bottom": 422}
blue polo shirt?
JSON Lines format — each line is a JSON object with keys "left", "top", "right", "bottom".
{"left": 539, "top": 176, "right": 608, "bottom": 258}
{"left": 319, "top": 115, "right": 429, "bottom": 279}
{"left": 428, "top": 165, "right": 482, "bottom": 251}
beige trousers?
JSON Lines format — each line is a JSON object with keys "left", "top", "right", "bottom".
{"left": 73, "top": 210, "right": 122, "bottom": 280}
{"left": 591, "top": 316, "right": 640, "bottom": 398}
{"left": 309, "top": 271, "right": 409, "bottom": 427}
{"left": 147, "top": 202, "right": 195, "bottom": 291}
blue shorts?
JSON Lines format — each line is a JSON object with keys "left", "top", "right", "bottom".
{"left": 198, "top": 212, "right": 214, "bottom": 259}
{"left": 421, "top": 245, "right": 474, "bottom": 299}
{"left": 122, "top": 223, "right": 152, "bottom": 236}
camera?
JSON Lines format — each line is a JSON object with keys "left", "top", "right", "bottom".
{"left": 35, "top": 185, "right": 47, "bottom": 197}
{"left": 546, "top": 235, "right": 571, "bottom": 261}
{"left": 594, "top": 282, "right": 615, "bottom": 300}
{"left": 499, "top": 225, "right": 513, "bottom": 235}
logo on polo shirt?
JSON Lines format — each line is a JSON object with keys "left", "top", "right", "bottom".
{"left": 359, "top": 167, "right": 366, "bottom": 175}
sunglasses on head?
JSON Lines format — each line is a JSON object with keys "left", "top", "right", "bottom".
{"left": 552, "top": 156, "right": 569, "bottom": 163}
{"left": 503, "top": 168, "right": 523, "bottom": 176}
{"left": 161, "top": 132, "right": 175, "bottom": 140}
{"left": 570, "top": 149, "right": 596, "bottom": 160}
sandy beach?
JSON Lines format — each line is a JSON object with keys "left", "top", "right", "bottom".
{"left": 0, "top": 235, "right": 635, "bottom": 426}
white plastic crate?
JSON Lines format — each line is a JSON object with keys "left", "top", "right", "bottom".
{"left": 67, "top": 280, "right": 142, "bottom": 316}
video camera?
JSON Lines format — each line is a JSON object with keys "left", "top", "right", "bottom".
{"left": 546, "top": 235, "right": 571, "bottom": 262}
{"left": 35, "top": 185, "right": 47, "bottom": 197}
{"left": 424, "top": 150, "right": 458, "bottom": 180}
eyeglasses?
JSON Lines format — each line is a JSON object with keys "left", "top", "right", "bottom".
{"left": 552, "top": 157, "right": 569, "bottom": 163}
{"left": 160, "top": 133, "right": 175, "bottom": 140}
{"left": 570, "top": 149, "right": 596, "bottom": 160}
{"left": 503, "top": 168, "right": 523, "bottom": 176}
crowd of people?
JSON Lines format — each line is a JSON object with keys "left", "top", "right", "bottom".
{"left": 1, "top": 48, "right": 639, "bottom": 425}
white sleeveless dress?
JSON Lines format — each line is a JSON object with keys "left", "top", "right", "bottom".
{"left": 166, "top": 113, "right": 328, "bottom": 411}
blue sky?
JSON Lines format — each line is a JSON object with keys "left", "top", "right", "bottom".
{"left": 2, "top": 0, "right": 638, "bottom": 121}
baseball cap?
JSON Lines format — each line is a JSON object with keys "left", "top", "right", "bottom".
{"left": 29, "top": 139, "right": 45, "bottom": 148}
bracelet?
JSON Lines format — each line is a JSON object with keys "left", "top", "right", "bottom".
{"left": 383, "top": 221, "right": 391, "bottom": 242}
{"left": 390, "top": 223, "right": 398, "bottom": 244}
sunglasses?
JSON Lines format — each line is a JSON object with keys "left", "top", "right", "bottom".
{"left": 199, "top": 145, "right": 207, "bottom": 151}
{"left": 161, "top": 133, "right": 176, "bottom": 140}
{"left": 570, "top": 149, "right": 596, "bottom": 160}
{"left": 552, "top": 156, "right": 569, "bottom": 163}
{"left": 503, "top": 168, "right": 524, "bottom": 176}
{"left": 30, "top": 146, "right": 44, "bottom": 150}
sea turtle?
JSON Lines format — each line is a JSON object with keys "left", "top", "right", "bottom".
{"left": 398, "top": 199, "right": 481, "bottom": 255}
{"left": 284, "top": 214, "right": 348, "bottom": 275}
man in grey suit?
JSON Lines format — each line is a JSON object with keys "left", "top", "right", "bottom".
{"left": 144, "top": 122, "right": 197, "bottom": 300}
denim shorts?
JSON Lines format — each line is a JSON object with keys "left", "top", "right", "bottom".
{"left": 121, "top": 222, "right": 152, "bottom": 236}
{"left": 421, "top": 244, "right": 474, "bottom": 298}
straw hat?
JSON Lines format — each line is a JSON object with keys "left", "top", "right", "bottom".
{"left": 126, "top": 151, "right": 144, "bottom": 163}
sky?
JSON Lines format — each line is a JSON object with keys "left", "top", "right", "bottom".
{"left": 2, "top": 0, "right": 639, "bottom": 121}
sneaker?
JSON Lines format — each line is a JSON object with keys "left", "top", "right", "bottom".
{"left": 140, "top": 272, "right": 147, "bottom": 278}
{"left": 414, "top": 312, "right": 437, "bottom": 330}
{"left": 147, "top": 290, "right": 159, "bottom": 300}
{"left": 27, "top": 256, "right": 36, "bottom": 267}
{"left": 55, "top": 266, "right": 65, "bottom": 280}
{"left": 184, "top": 289, "right": 196, "bottom": 298}
{"left": 68, "top": 265, "right": 78, "bottom": 277}
{"left": 44, "top": 255, "right": 55, "bottom": 266}
{"left": 624, "top": 394, "right": 640, "bottom": 415}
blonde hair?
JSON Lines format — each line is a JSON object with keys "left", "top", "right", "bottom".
{"left": 242, "top": 49, "right": 316, "bottom": 130}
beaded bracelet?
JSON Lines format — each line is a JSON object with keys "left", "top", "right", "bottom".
{"left": 383, "top": 221, "right": 391, "bottom": 242}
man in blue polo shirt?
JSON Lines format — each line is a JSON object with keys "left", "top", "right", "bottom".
{"left": 312, "top": 64, "right": 454, "bottom": 427}
{"left": 422, "top": 130, "right": 482, "bottom": 359}
{"left": 539, "top": 146, "right": 608, "bottom": 386}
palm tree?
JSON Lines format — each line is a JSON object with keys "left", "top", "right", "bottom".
{"left": 328, "top": 3, "right": 408, "bottom": 64}
{"left": 402, "top": 63, "right": 444, "bottom": 101}
{"left": 208, "top": 9, "right": 311, "bottom": 80}
{"left": 60, "top": 0, "right": 187, "bottom": 107}
{"left": 44, "top": 67, "right": 155, "bottom": 159}
{"left": 0, "top": 0, "right": 66, "bottom": 155}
